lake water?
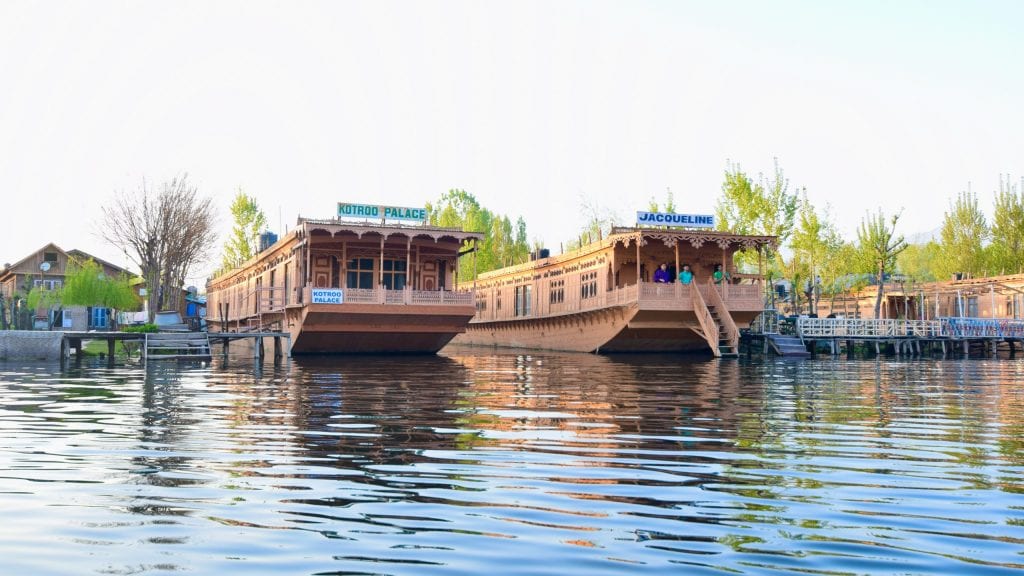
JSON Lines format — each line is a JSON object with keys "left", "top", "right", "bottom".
{"left": 1, "top": 347, "right": 1023, "bottom": 575}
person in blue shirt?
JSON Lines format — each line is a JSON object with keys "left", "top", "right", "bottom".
{"left": 678, "top": 264, "right": 693, "bottom": 284}
{"left": 653, "top": 263, "right": 671, "bottom": 283}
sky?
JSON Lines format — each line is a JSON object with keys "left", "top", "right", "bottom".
{"left": 2, "top": 0, "right": 1022, "bottom": 284}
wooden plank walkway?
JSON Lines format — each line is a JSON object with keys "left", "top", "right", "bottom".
{"left": 145, "top": 332, "right": 212, "bottom": 361}
{"left": 61, "top": 330, "right": 292, "bottom": 363}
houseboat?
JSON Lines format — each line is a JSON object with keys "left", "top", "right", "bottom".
{"left": 206, "top": 206, "right": 483, "bottom": 354}
{"left": 453, "top": 225, "right": 776, "bottom": 356}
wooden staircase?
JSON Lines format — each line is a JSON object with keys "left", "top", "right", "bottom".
{"left": 706, "top": 303, "right": 739, "bottom": 357}
{"left": 689, "top": 283, "right": 739, "bottom": 358}
{"left": 144, "top": 332, "right": 213, "bottom": 361}
{"left": 765, "top": 334, "right": 811, "bottom": 357}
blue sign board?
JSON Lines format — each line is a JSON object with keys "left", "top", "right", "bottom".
{"left": 636, "top": 211, "right": 714, "bottom": 228}
{"left": 311, "top": 288, "right": 344, "bottom": 304}
{"left": 338, "top": 203, "right": 427, "bottom": 223}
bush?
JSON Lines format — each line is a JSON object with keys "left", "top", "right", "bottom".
{"left": 123, "top": 323, "right": 159, "bottom": 333}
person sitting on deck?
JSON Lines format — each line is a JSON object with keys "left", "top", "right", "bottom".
{"left": 678, "top": 264, "right": 693, "bottom": 285}
{"left": 653, "top": 263, "right": 671, "bottom": 283}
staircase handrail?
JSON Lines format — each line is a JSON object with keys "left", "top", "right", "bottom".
{"left": 690, "top": 282, "right": 721, "bottom": 357}
{"left": 705, "top": 283, "right": 740, "bottom": 351}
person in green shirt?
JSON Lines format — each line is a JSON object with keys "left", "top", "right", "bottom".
{"left": 712, "top": 263, "right": 729, "bottom": 284}
{"left": 678, "top": 264, "right": 693, "bottom": 284}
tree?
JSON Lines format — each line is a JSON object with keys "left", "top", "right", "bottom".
{"left": 896, "top": 241, "right": 941, "bottom": 282}
{"left": 647, "top": 188, "right": 676, "bottom": 213}
{"left": 426, "top": 189, "right": 531, "bottom": 282}
{"left": 990, "top": 174, "right": 1024, "bottom": 275}
{"left": 856, "top": 209, "right": 908, "bottom": 318}
{"left": 715, "top": 159, "right": 799, "bottom": 272}
{"left": 98, "top": 175, "right": 217, "bottom": 322}
{"left": 715, "top": 162, "right": 759, "bottom": 236}
{"left": 790, "top": 195, "right": 842, "bottom": 315}
{"left": 936, "top": 189, "right": 989, "bottom": 280}
{"left": 60, "top": 258, "right": 141, "bottom": 312}
{"left": 221, "top": 189, "right": 268, "bottom": 271}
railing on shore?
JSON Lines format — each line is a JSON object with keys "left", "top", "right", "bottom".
{"left": 796, "top": 317, "right": 1024, "bottom": 339}
{"left": 942, "top": 317, "right": 1024, "bottom": 339}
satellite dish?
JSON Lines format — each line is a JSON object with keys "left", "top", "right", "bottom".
{"left": 39, "top": 262, "right": 51, "bottom": 272}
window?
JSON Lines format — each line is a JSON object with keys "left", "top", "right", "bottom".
{"left": 44, "top": 252, "right": 58, "bottom": 263}
{"left": 515, "top": 285, "right": 532, "bottom": 317}
{"left": 382, "top": 259, "right": 407, "bottom": 290}
{"left": 581, "top": 271, "right": 598, "bottom": 300}
{"left": 476, "top": 293, "right": 488, "bottom": 311}
{"left": 549, "top": 279, "right": 564, "bottom": 304}
{"left": 346, "top": 258, "right": 375, "bottom": 289}
{"left": 33, "top": 279, "right": 62, "bottom": 291}
{"left": 90, "top": 307, "right": 109, "bottom": 329}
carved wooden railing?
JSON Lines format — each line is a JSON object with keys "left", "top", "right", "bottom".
{"left": 705, "top": 283, "right": 739, "bottom": 352}
{"left": 689, "top": 281, "right": 722, "bottom": 357}
{"left": 302, "top": 286, "right": 475, "bottom": 306}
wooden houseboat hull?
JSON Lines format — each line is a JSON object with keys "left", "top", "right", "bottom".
{"left": 283, "top": 303, "right": 477, "bottom": 354}
{"left": 454, "top": 303, "right": 764, "bottom": 354}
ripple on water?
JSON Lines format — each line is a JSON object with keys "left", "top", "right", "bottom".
{"left": 0, "top": 354, "right": 1023, "bottom": 574}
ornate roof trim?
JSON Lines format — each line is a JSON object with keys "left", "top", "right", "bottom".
{"left": 299, "top": 217, "right": 483, "bottom": 243}
{"left": 609, "top": 227, "right": 778, "bottom": 251}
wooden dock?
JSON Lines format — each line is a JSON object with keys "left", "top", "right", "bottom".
{"left": 61, "top": 330, "right": 292, "bottom": 364}
{"left": 794, "top": 317, "right": 1024, "bottom": 358}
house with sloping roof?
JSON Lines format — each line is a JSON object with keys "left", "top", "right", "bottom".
{"left": 0, "top": 244, "right": 141, "bottom": 330}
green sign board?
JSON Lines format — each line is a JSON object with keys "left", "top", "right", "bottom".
{"left": 337, "top": 203, "right": 427, "bottom": 223}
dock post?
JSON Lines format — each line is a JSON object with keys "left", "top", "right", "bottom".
{"left": 255, "top": 336, "right": 263, "bottom": 359}
{"left": 273, "top": 336, "right": 282, "bottom": 362}
{"left": 963, "top": 340, "right": 969, "bottom": 357}
{"left": 108, "top": 338, "right": 116, "bottom": 359}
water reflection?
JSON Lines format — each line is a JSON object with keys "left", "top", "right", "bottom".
{"left": 1, "top": 352, "right": 1022, "bottom": 574}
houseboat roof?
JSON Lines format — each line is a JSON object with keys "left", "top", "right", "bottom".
{"left": 298, "top": 217, "right": 483, "bottom": 242}
{"left": 473, "top": 227, "right": 778, "bottom": 280}
{"left": 209, "top": 216, "right": 484, "bottom": 286}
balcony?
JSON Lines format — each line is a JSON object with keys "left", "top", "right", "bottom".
{"left": 302, "top": 286, "right": 474, "bottom": 307}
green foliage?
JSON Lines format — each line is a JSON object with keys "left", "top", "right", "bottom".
{"left": 60, "top": 258, "right": 141, "bottom": 311}
{"left": 122, "top": 323, "right": 159, "bottom": 333}
{"left": 897, "top": 241, "right": 942, "bottom": 282}
{"left": 647, "top": 189, "right": 676, "bottom": 214}
{"left": 426, "top": 189, "right": 530, "bottom": 282}
{"left": 990, "top": 175, "right": 1024, "bottom": 275}
{"left": 856, "top": 209, "right": 908, "bottom": 317}
{"left": 221, "top": 189, "right": 268, "bottom": 271}
{"left": 716, "top": 159, "right": 799, "bottom": 272}
{"left": 936, "top": 190, "right": 989, "bottom": 280}
{"left": 788, "top": 196, "right": 845, "bottom": 313}
{"left": 25, "top": 286, "right": 60, "bottom": 311}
